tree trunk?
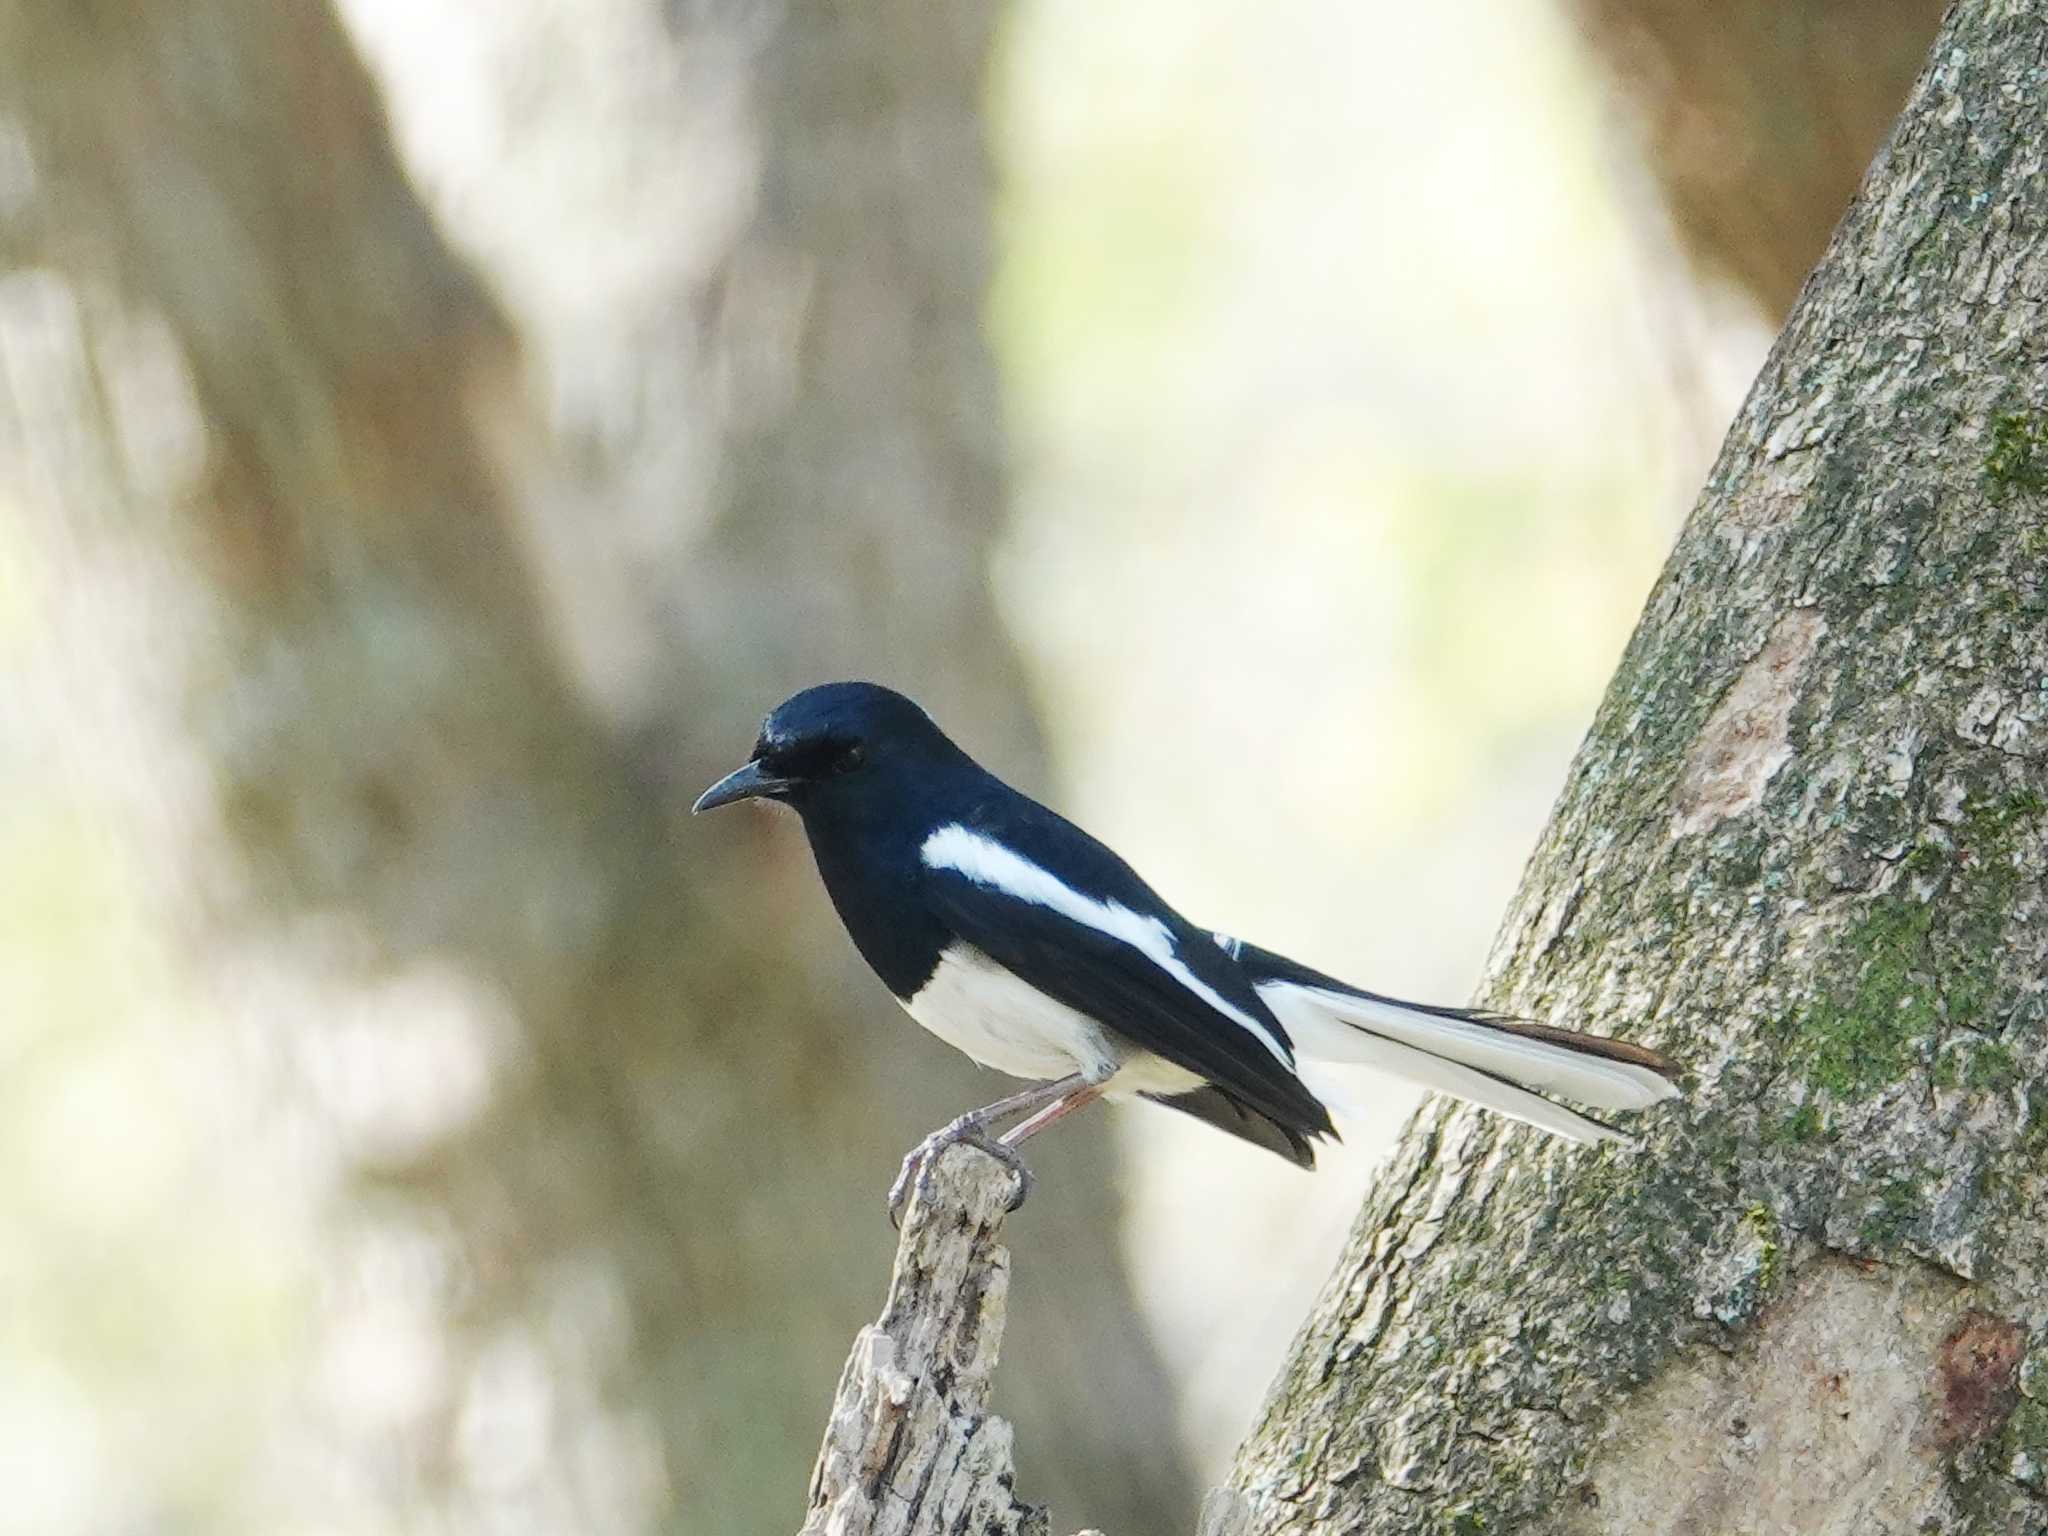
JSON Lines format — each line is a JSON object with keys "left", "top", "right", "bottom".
{"left": 1567, "top": 0, "right": 1947, "bottom": 318}
{"left": 0, "top": 3, "right": 1189, "bottom": 1531}
{"left": 1235, "top": 2, "right": 2048, "bottom": 1530}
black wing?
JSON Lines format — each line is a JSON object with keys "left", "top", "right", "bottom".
{"left": 923, "top": 869, "right": 1336, "bottom": 1144}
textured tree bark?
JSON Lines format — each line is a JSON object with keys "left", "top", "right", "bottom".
{"left": 800, "top": 1148, "right": 1257, "bottom": 1536}
{"left": 1568, "top": 0, "right": 1947, "bottom": 317}
{"left": 0, "top": 2, "right": 1188, "bottom": 1531}
{"left": 800, "top": 1150, "right": 1051, "bottom": 1536}
{"left": 1235, "top": 3, "right": 2048, "bottom": 1531}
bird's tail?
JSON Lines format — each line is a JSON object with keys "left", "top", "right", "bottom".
{"left": 1221, "top": 937, "right": 1682, "bottom": 1145}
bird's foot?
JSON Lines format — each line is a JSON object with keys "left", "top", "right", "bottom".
{"left": 887, "top": 1116, "right": 1034, "bottom": 1228}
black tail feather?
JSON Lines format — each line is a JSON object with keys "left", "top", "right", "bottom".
{"left": 1144, "top": 1085, "right": 1322, "bottom": 1168}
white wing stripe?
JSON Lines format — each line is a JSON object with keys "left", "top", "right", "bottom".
{"left": 919, "top": 824, "right": 1293, "bottom": 1067}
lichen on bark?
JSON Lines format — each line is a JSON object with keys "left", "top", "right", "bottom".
{"left": 1233, "top": 4, "right": 2048, "bottom": 1530}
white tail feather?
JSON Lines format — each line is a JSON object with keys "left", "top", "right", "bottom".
{"left": 1294, "top": 1051, "right": 1625, "bottom": 1145}
{"left": 1260, "top": 982, "right": 1678, "bottom": 1142}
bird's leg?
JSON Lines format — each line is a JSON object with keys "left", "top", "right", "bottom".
{"left": 888, "top": 1073, "right": 1090, "bottom": 1226}
{"left": 998, "top": 1083, "right": 1105, "bottom": 1147}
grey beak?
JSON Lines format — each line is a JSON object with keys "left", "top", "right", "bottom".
{"left": 692, "top": 760, "right": 792, "bottom": 814}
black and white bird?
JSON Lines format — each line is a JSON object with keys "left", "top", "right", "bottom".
{"left": 695, "top": 682, "right": 1680, "bottom": 1218}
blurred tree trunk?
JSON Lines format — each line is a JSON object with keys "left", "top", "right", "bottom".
{"left": 1569, "top": 0, "right": 1946, "bottom": 317}
{"left": 0, "top": 3, "right": 1190, "bottom": 1533}
{"left": 1235, "top": 4, "right": 2048, "bottom": 1531}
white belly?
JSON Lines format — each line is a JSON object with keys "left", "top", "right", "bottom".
{"left": 901, "top": 944, "right": 1203, "bottom": 1098}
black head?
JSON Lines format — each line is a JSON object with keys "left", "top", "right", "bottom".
{"left": 692, "top": 682, "right": 957, "bottom": 814}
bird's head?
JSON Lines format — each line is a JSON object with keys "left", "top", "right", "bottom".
{"left": 692, "top": 681, "right": 952, "bottom": 815}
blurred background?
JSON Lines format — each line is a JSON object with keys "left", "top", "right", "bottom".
{"left": 0, "top": 0, "right": 1935, "bottom": 1531}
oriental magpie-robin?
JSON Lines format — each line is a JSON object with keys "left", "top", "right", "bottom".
{"left": 696, "top": 682, "right": 1680, "bottom": 1219}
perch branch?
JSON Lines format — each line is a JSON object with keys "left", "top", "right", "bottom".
{"left": 800, "top": 1144, "right": 1078, "bottom": 1536}
{"left": 797, "top": 1141, "right": 1266, "bottom": 1536}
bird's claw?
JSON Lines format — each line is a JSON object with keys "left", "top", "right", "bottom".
{"left": 886, "top": 1119, "right": 1033, "bottom": 1228}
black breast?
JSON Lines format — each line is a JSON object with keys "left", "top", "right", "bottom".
{"left": 799, "top": 808, "right": 949, "bottom": 1000}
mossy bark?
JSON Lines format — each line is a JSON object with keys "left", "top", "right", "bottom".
{"left": 1234, "top": 4, "right": 2048, "bottom": 1530}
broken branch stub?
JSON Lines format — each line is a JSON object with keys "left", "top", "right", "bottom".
{"left": 800, "top": 1145, "right": 1057, "bottom": 1536}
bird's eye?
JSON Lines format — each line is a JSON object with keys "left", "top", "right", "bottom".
{"left": 834, "top": 743, "right": 866, "bottom": 774}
